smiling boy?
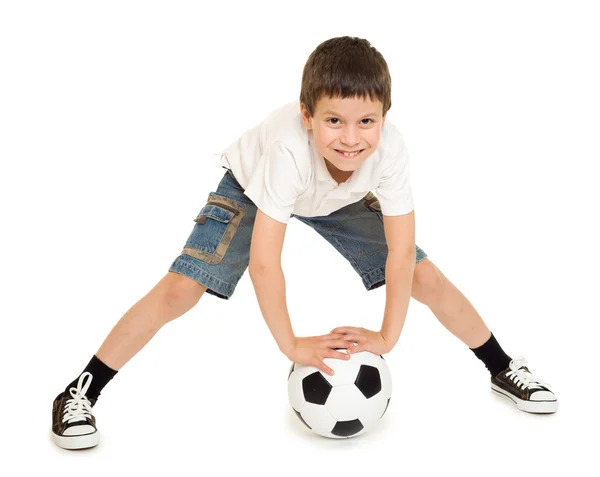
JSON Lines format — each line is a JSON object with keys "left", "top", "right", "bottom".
{"left": 51, "top": 36, "right": 557, "bottom": 450}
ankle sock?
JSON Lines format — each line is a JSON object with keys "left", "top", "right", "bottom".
{"left": 64, "top": 355, "right": 118, "bottom": 405}
{"left": 470, "top": 332, "right": 512, "bottom": 378}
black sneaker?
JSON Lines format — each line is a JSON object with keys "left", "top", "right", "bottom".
{"left": 491, "top": 355, "right": 558, "bottom": 414}
{"left": 51, "top": 372, "right": 99, "bottom": 449}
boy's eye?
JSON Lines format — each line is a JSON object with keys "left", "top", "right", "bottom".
{"left": 327, "top": 118, "right": 374, "bottom": 125}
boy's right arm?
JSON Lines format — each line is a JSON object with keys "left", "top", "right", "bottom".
{"left": 248, "top": 208, "right": 295, "bottom": 357}
{"left": 249, "top": 209, "right": 351, "bottom": 375}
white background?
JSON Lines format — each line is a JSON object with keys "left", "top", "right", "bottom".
{"left": 1, "top": 0, "right": 598, "bottom": 475}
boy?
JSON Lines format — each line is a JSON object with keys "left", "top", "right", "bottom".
{"left": 51, "top": 36, "right": 557, "bottom": 450}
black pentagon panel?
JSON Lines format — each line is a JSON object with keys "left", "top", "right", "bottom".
{"left": 302, "top": 372, "right": 333, "bottom": 405}
{"left": 331, "top": 419, "right": 364, "bottom": 437}
{"left": 288, "top": 363, "right": 295, "bottom": 380}
{"left": 381, "top": 397, "right": 391, "bottom": 418}
{"left": 355, "top": 365, "right": 382, "bottom": 399}
{"left": 293, "top": 409, "right": 311, "bottom": 430}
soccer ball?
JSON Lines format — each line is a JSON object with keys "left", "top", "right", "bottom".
{"left": 287, "top": 350, "right": 392, "bottom": 438}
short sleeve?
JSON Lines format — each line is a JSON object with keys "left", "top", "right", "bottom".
{"left": 243, "top": 141, "right": 305, "bottom": 224}
{"left": 375, "top": 136, "right": 415, "bottom": 216}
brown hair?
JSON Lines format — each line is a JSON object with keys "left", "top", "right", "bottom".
{"left": 300, "top": 36, "right": 392, "bottom": 117}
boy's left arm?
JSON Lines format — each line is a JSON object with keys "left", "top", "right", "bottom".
{"left": 331, "top": 210, "right": 416, "bottom": 354}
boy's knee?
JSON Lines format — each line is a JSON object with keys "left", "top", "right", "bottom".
{"left": 162, "top": 272, "right": 207, "bottom": 308}
{"left": 413, "top": 259, "right": 446, "bottom": 300}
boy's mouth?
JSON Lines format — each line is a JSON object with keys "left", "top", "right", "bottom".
{"left": 334, "top": 149, "right": 364, "bottom": 158}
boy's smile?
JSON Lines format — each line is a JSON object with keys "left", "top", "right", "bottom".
{"left": 301, "top": 95, "right": 386, "bottom": 182}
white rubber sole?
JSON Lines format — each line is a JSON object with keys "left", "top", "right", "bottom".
{"left": 52, "top": 430, "right": 99, "bottom": 450}
{"left": 491, "top": 383, "right": 558, "bottom": 414}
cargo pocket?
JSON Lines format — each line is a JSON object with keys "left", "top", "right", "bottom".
{"left": 181, "top": 194, "right": 245, "bottom": 265}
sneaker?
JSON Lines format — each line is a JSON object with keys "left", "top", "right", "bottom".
{"left": 51, "top": 372, "right": 99, "bottom": 449}
{"left": 491, "top": 355, "right": 558, "bottom": 414}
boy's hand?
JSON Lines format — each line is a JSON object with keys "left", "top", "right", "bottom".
{"left": 287, "top": 333, "right": 353, "bottom": 376}
{"left": 329, "top": 327, "right": 392, "bottom": 355}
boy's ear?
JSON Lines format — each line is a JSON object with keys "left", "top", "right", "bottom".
{"left": 300, "top": 103, "right": 312, "bottom": 130}
{"left": 381, "top": 113, "right": 387, "bottom": 129}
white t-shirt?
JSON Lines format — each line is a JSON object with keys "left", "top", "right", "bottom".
{"left": 217, "top": 101, "right": 414, "bottom": 224}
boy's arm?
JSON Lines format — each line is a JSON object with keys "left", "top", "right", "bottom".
{"left": 331, "top": 210, "right": 415, "bottom": 354}
{"left": 248, "top": 209, "right": 295, "bottom": 357}
{"left": 380, "top": 210, "right": 416, "bottom": 348}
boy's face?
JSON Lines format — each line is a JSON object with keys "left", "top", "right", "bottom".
{"left": 301, "top": 95, "right": 386, "bottom": 175}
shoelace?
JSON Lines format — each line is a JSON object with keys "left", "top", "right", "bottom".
{"left": 505, "top": 355, "right": 554, "bottom": 392}
{"left": 62, "top": 372, "right": 93, "bottom": 424}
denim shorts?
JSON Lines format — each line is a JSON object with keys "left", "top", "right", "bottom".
{"left": 168, "top": 169, "right": 428, "bottom": 300}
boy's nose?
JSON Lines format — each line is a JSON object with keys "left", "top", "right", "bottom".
{"left": 340, "top": 127, "right": 360, "bottom": 147}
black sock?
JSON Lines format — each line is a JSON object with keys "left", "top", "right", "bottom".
{"left": 64, "top": 355, "right": 118, "bottom": 406}
{"left": 470, "top": 332, "right": 512, "bottom": 378}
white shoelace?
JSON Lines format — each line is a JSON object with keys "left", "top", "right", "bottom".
{"left": 62, "top": 372, "right": 93, "bottom": 424}
{"left": 505, "top": 355, "right": 554, "bottom": 392}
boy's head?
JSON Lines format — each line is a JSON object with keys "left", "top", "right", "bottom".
{"left": 300, "top": 36, "right": 391, "bottom": 175}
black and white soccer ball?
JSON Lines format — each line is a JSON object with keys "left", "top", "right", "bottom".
{"left": 287, "top": 350, "right": 392, "bottom": 438}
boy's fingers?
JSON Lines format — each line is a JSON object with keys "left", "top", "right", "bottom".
{"left": 331, "top": 327, "right": 354, "bottom": 334}
{"left": 319, "top": 333, "right": 344, "bottom": 340}
{"left": 342, "top": 334, "right": 364, "bottom": 343}
{"left": 348, "top": 342, "right": 369, "bottom": 354}
{"left": 327, "top": 339, "right": 354, "bottom": 349}
{"left": 326, "top": 350, "right": 351, "bottom": 360}
{"left": 332, "top": 327, "right": 364, "bottom": 335}
{"left": 316, "top": 360, "right": 334, "bottom": 376}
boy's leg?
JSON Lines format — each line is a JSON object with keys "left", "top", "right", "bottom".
{"left": 52, "top": 273, "right": 207, "bottom": 450}
{"left": 64, "top": 271, "right": 207, "bottom": 397}
{"left": 53, "top": 169, "right": 257, "bottom": 449}
{"left": 410, "top": 258, "right": 557, "bottom": 413}
{"left": 296, "top": 193, "right": 557, "bottom": 413}
{"left": 409, "top": 259, "right": 512, "bottom": 375}
{"left": 95, "top": 271, "right": 207, "bottom": 371}
{"left": 410, "top": 259, "right": 492, "bottom": 348}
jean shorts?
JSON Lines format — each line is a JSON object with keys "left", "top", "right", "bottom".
{"left": 168, "top": 169, "right": 428, "bottom": 300}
